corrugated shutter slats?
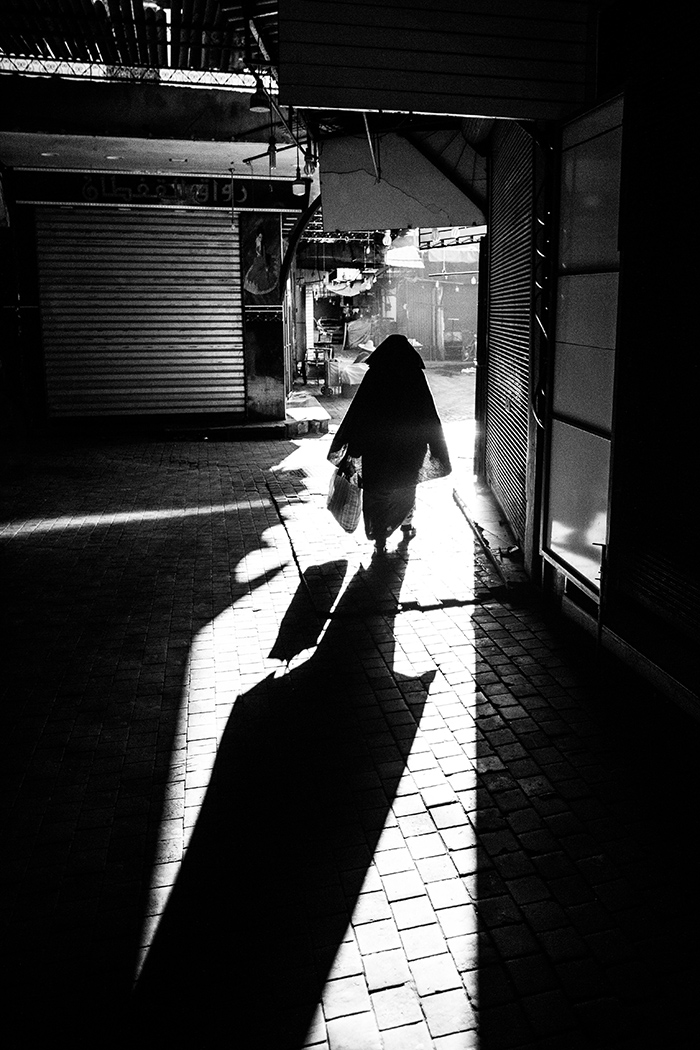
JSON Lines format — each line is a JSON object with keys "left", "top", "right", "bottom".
{"left": 35, "top": 208, "right": 244, "bottom": 417}
{"left": 484, "top": 124, "right": 533, "bottom": 542}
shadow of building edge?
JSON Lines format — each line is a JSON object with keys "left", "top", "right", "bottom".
{"left": 471, "top": 597, "right": 700, "bottom": 1050}
{"left": 1, "top": 445, "right": 309, "bottom": 1048}
{"left": 129, "top": 554, "right": 434, "bottom": 1048}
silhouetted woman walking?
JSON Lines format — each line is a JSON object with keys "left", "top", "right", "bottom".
{"left": 328, "top": 335, "right": 452, "bottom": 554}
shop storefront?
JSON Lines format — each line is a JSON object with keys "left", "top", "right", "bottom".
{"left": 10, "top": 169, "right": 307, "bottom": 422}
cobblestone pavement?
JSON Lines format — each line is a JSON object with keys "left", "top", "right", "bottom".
{"left": 1, "top": 436, "right": 699, "bottom": 1049}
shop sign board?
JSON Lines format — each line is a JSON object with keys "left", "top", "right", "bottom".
{"left": 14, "top": 170, "right": 308, "bottom": 212}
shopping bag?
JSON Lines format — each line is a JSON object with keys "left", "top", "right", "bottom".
{"left": 327, "top": 468, "right": 362, "bottom": 533}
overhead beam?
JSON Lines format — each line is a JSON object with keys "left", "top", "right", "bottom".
{"left": 400, "top": 131, "right": 487, "bottom": 214}
{"left": 280, "top": 194, "right": 322, "bottom": 290}
{"left": 247, "top": 15, "right": 278, "bottom": 80}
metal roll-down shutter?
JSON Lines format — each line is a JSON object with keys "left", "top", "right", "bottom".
{"left": 484, "top": 123, "right": 533, "bottom": 543}
{"left": 35, "top": 207, "right": 244, "bottom": 417}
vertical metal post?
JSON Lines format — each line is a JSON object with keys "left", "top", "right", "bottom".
{"left": 593, "top": 541, "right": 608, "bottom": 666}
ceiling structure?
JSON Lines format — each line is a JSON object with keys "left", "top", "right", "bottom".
{"left": 0, "top": 1, "right": 490, "bottom": 257}
{"left": 0, "top": 2, "right": 303, "bottom": 176}
{"left": 0, "top": 1, "right": 279, "bottom": 79}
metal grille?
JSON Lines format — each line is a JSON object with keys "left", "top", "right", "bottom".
{"left": 35, "top": 207, "right": 244, "bottom": 417}
{"left": 484, "top": 123, "right": 533, "bottom": 542}
{"left": 0, "top": 1, "right": 278, "bottom": 76}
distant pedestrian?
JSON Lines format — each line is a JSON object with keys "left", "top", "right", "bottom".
{"left": 328, "top": 334, "right": 452, "bottom": 554}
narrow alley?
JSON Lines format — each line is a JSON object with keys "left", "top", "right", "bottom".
{"left": 2, "top": 432, "right": 698, "bottom": 1049}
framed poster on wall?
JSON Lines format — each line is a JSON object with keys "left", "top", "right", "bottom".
{"left": 239, "top": 213, "right": 285, "bottom": 420}
{"left": 240, "top": 213, "right": 282, "bottom": 307}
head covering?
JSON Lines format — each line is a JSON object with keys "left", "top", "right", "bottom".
{"left": 328, "top": 332, "right": 451, "bottom": 494}
{"left": 366, "top": 334, "right": 425, "bottom": 373}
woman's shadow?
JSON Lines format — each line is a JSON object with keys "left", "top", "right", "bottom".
{"left": 131, "top": 552, "right": 434, "bottom": 1047}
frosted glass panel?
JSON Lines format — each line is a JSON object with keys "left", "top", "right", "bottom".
{"left": 556, "top": 273, "right": 619, "bottom": 348}
{"left": 553, "top": 343, "right": 615, "bottom": 432}
{"left": 560, "top": 127, "right": 622, "bottom": 271}
{"left": 547, "top": 421, "right": 610, "bottom": 586}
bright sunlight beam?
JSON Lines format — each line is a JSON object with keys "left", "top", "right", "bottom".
{"left": 0, "top": 501, "right": 272, "bottom": 538}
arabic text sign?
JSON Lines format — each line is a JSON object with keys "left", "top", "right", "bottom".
{"left": 16, "top": 171, "right": 307, "bottom": 212}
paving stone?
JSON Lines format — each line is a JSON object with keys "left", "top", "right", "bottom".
{"left": 426, "top": 879, "right": 472, "bottom": 910}
{"left": 382, "top": 870, "right": 426, "bottom": 902}
{"left": 437, "top": 754, "right": 473, "bottom": 775}
{"left": 354, "top": 919, "right": 402, "bottom": 956}
{"left": 433, "top": 1031, "right": 480, "bottom": 1050}
{"left": 327, "top": 1012, "right": 382, "bottom": 1050}
{"left": 431, "top": 803, "right": 469, "bottom": 829}
{"left": 520, "top": 899, "right": 568, "bottom": 932}
{"left": 481, "top": 829, "right": 522, "bottom": 858}
{"left": 415, "top": 854, "right": 460, "bottom": 884}
{"left": 391, "top": 895, "right": 436, "bottom": 930}
{"left": 352, "top": 891, "right": 392, "bottom": 926}
{"left": 401, "top": 923, "right": 448, "bottom": 960}
{"left": 478, "top": 893, "right": 525, "bottom": 928}
{"left": 505, "top": 806, "right": 545, "bottom": 831}
{"left": 474, "top": 962, "right": 518, "bottom": 1008}
{"left": 380, "top": 1021, "right": 434, "bottom": 1050}
{"left": 363, "top": 948, "right": 412, "bottom": 992}
{"left": 375, "top": 826, "right": 405, "bottom": 851}
{"left": 506, "top": 874, "right": 549, "bottom": 903}
{"left": 410, "top": 952, "right": 463, "bottom": 995}
{"left": 412, "top": 767, "right": 451, "bottom": 790}
{"left": 436, "top": 904, "right": 478, "bottom": 939}
{"left": 322, "top": 975, "right": 372, "bottom": 1020}
{"left": 506, "top": 954, "right": 560, "bottom": 996}
{"left": 439, "top": 825, "right": 477, "bottom": 851}
{"left": 371, "top": 983, "right": 423, "bottom": 1029}
{"left": 451, "top": 847, "right": 479, "bottom": 876}
{"left": 422, "top": 988, "right": 477, "bottom": 1038}
{"left": 405, "top": 832, "right": 446, "bottom": 860}
{"left": 374, "top": 848, "right": 415, "bottom": 876}
{"left": 302, "top": 1004, "right": 327, "bottom": 1046}
{"left": 327, "top": 940, "right": 364, "bottom": 980}
{"left": 490, "top": 922, "right": 540, "bottom": 958}
{"left": 422, "top": 784, "right": 458, "bottom": 808}
{"left": 397, "top": 812, "right": 436, "bottom": 837}
{"left": 532, "top": 850, "right": 579, "bottom": 879}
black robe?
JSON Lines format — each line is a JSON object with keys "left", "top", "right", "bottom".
{"left": 328, "top": 335, "right": 452, "bottom": 540}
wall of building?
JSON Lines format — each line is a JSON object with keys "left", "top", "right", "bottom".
{"left": 279, "top": 0, "right": 594, "bottom": 120}
{"left": 538, "top": 4, "right": 700, "bottom": 710}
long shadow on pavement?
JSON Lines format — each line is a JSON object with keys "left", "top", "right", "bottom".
{"left": 131, "top": 554, "right": 434, "bottom": 1047}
